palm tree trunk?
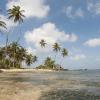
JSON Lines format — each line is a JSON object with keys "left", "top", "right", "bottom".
{"left": 54, "top": 54, "right": 57, "bottom": 61}
{"left": 60, "top": 57, "right": 64, "bottom": 68}
{"left": 4, "top": 34, "right": 8, "bottom": 68}
{"left": 13, "top": 52, "right": 16, "bottom": 68}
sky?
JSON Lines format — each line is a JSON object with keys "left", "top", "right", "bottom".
{"left": 0, "top": 0, "right": 100, "bottom": 69}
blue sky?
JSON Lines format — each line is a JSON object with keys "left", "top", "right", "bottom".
{"left": 0, "top": 0, "right": 100, "bottom": 69}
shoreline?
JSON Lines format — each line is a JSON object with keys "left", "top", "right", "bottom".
{"left": 0, "top": 68, "right": 55, "bottom": 72}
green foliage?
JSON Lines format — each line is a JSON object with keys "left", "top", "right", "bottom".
{"left": 0, "top": 20, "right": 6, "bottom": 29}
{"left": 37, "top": 57, "right": 56, "bottom": 69}
{"left": 36, "top": 57, "right": 64, "bottom": 70}
{"left": 61, "top": 48, "right": 68, "bottom": 57}
{"left": 0, "top": 42, "right": 36, "bottom": 69}
{"left": 53, "top": 43, "right": 61, "bottom": 52}
{"left": 39, "top": 39, "right": 47, "bottom": 48}
{"left": 8, "top": 5, "right": 25, "bottom": 23}
{"left": 44, "top": 57, "right": 55, "bottom": 69}
{"left": 25, "top": 54, "right": 37, "bottom": 66}
{"left": 0, "top": 5, "right": 69, "bottom": 70}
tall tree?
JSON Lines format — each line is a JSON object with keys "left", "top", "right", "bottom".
{"left": 7, "top": 6, "right": 25, "bottom": 67}
{"left": 0, "top": 42, "right": 35, "bottom": 69}
{"left": 8, "top": 5, "right": 25, "bottom": 41}
{"left": 39, "top": 39, "right": 47, "bottom": 48}
{"left": 8, "top": 5, "right": 25, "bottom": 23}
{"left": 44, "top": 57, "right": 55, "bottom": 69}
{"left": 9, "top": 42, "right": 19, "bottom": 68}
{"left": 53, "top": 42, "right": 61, "bottom": 60}
{"left": 33, "top": 56, "right": 38, "bottom": 63}
{"left": 25, "top": 54, "right": 34, "bottom": 66}
{"left": 60, "top": 48, "right": 68, "bottom": 66}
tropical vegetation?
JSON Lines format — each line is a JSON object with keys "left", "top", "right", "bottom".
{"left": 0, "top": 42, "right": 36, "bottom": 69}
{"left": 0, "top": 5, "right": 68, "bottom": 70}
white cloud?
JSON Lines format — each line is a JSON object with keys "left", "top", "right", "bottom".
{"left": 64, "top": 6, "right": 84, "bottom": 19}
{"left": 0, "top": 14, "right": 17, "bottom": 31}
{"left": 24, "top": 22, "right": 78, "bottom": 55}
{"left": 70, "top": 54, "right": 86, "bottom": 61}
{"left": 6, "top": 0, "right": 50, "bottom": 18}
{"left": 26, "top": 47, "right": 36, "bottom": 54}
{"left": 84, "top": 38, "right": 100, "bottom": 47}
{"left": 24, "top": 22, "right": 78, "bottom": 47}
{"left": 87, "top": 1, "right": 100, "bottom": 15}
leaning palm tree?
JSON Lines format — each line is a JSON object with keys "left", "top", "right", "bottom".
{"left": 60, "top": 48, "right": 68, "bottom": 66}
{"left": 52, "top": 42, "right": 61, "bottom": 60}
{"left": 39, "top": 39, "right": 47, "bottom": 48}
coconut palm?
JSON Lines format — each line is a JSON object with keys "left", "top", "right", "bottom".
{"left": 39, "top": 39, "right": 47, "bottom": 48}
{"left": 15, "top": 47, "right": 26, "bottom": 68}
{"left": 44, "top": 57, "right": 55, "bottom": 69}
{"left": 53, "top": 42, "right": 61, "bottom": 60}
{"left": 60, "top": 48, "right": 68, "bottom": 66}
{"left": 8, "top": 5, "right": 25, "bottom": 23}
{"left": 25, "top": 54, "right": 34, "bottom": 66}
{"left": 8, "top": 5, "right": 25, "bottom": 43}
{"left": 33, "top": 56, "right": 38, "bottom": 63}
{"left": 9, "top": 42, "right": 19, "bottom": 68}
{"left": 0, "top": 47, "right": 5, "bottom": 68}
{"left": 62, "top": 48, "right": 68, "bottom": 57}
{"left": 0, "top": 20, "right": 6, "bottom": 29}
{"left": 7, "top": 6, "right": 25, "bottom": 67}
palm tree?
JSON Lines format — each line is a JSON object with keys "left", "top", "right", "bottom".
{"left": 7, "top": 6, "right": 25, "bottom": 67}
{"left": 33, "top": 56, "right": 38, "bottom": 63}
{"left": 8, "top": 5, "right": 25, "bottom": 23}
{"left": 39, "top": 39, "right": 47, "bottom": 48}
{"left": 9, "top": 42, "right": 19, "bottom": 68}
{"left": 0, "top": 47, "right": 5, "bottom": 68}
{"left": 52, "top": 42, "right": 61, "bottom": 60}
{"left": 60, "top": 48, "right": 68, "bottom": 66}
{"left": 0, "top": 20, "right": 6, "bottom": 30}
{"left": 44, "top": 57, "right": 55, "bottom": 69}
{"left": 25, "top": 54, "right": 34, "bottom": 66}
{"left": 8, "top": 5, "right": 25, "bottom": 42}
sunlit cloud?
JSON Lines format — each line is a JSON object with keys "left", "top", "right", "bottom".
{"left": 6, "top": 0, "right": 50, "bottom": 18}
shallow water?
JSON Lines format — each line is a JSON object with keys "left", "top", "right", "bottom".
{"left": 0, "top": 70, "right": 100, "bottom": 100}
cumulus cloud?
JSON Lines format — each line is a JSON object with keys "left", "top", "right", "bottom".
{"left": 87, "top": 1, "right": 100, "bottom": 15}
{"left": 64, "top": 6, "right": 84, "bottom": 19}
{"left": 0, "top": 14, "right": 17, "bottom": 31}
{"left": 6, "top": 0, "right": 50, "bottom": 18}
{"left": 84, "top": 38, "right": 100, "bottom": 47}
{"left": 24, "top": 22, "right": 78, "bottom": 47}
{"left": 70, "top": 54, "right": 86, "bottom": 61}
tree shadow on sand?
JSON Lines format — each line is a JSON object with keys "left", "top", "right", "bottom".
{"left": 39, "top": 89, "right": 100, "bottom": 100}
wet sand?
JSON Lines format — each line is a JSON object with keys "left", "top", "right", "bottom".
{"left": 0, "top": 71, "right": 100, "bottom": 100}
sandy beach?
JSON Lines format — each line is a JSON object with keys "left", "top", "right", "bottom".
{"left": 0, "top": 69, "right": 55, "bottom": 72}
